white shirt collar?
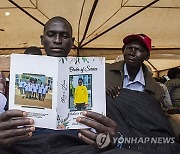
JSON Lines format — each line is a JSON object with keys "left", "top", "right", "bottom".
{"left": 124, "top": 63, "right": 145, "bottom": 86}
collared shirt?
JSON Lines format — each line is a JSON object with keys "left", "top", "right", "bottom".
{"left": 123, "top": 63, "right": 145, "bottom": 91}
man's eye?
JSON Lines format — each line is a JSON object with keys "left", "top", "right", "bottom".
{"left": 135, "top": 48, "right": 140, "bottom": 52}
{"left": 47, "top": 32, "right": 54, "bottom": 37}
{"left": 62, "top": 33, "right": 69, "bottom": 38}
{"left": 126, "top": 46, "right": 131, "bottom": 50}
{"left": 136, "top": 48, "right": 144, "bottom": 52}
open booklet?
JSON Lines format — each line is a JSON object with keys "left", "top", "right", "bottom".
{"left": 9, "top": 54, "right": 106, "bottom": 130}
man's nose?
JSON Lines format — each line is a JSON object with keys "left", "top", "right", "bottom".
{"left": 127, "top": 47, "right": 136, "bottom": 55}
{"left": 53, "top": 34, "right": 62, "bottom": 44}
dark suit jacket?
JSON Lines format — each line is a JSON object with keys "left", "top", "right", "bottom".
{"left": 105, "top": 61, "right": 164, "bottom": 102}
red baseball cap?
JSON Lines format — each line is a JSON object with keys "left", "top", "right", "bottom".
{"left": 123, "top": 34, "right": 151, "bottom": 52}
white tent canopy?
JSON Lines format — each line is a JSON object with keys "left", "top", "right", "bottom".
{"left": 0, "top": 0, "right": 180, "bottom": 75}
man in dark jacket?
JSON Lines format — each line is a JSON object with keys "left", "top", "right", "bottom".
{"left": 106, "top": 34, "right": 180, "bottom": 153}
{"left": 106, "top": 34, "right": 163, "bottom": 100}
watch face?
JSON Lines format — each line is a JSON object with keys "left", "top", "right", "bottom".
{"left": 115, "top": 132, "right": 124, "bottom": 148}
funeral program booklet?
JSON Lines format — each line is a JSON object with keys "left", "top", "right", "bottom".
{"left": 9, "top": 54, "right": 106, "bottom": 130}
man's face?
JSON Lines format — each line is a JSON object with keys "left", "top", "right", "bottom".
{"left": 41, "top": 19, "right": 74, "bottom": 57}
{"left": 123, "top": 40, "right": 150, "bottom": 68}
{"left": 78, "top": 80, "right": 83, "bottom": 86}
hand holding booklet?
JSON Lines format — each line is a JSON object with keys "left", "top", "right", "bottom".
{"left": 9, "top": 54, "right": 106, "bottom": 130}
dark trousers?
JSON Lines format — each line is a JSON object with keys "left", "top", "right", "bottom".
{"left": 76, "top": 103, "right": 85, "bottom": 111}
{"left": 0, "top": 133, "right": 145, "bottom": 154}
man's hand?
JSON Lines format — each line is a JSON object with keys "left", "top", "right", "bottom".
{"left": 0, "top": 109, "right": 35, "bottom": 147}
{"left": 76, "top": 111, "right": 117, "bottom": 149}
{"left": 84, "top": 104, "right": 89, "bottom": 109}
{"left": 106, "top": 84, "right": 120, "bottom": 98}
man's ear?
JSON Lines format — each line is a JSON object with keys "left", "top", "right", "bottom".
{"left": 72, "top": 37, "right": 75, "bottom": 46}
{"left": 122, "top": 50, "right": 124, "bottom": 55}
{"left": 145, "top": 52, "right": 150, "bottom": 61}
{"left": 40, "top": 35, "right": 44, "bottom": 45}
{"left": 122, "top": 45, "right": 125, "bottom": 54}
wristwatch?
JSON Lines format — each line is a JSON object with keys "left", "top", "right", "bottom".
{"left": 115, "top": 132, "right": 124, "bottom": 148}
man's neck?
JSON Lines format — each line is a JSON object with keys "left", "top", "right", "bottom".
{"left": 126, "top": 65, "right": 141, "bottom": 81}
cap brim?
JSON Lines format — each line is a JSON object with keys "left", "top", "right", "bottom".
{"left": 123, "top": 34, "right": 150, "bottom": 51}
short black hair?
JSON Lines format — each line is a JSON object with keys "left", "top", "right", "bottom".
{"left": 78, "top": 78, "right": 83, "bottom": 82}
{"left": 167, "top": 67, "right": 180, "bottom": 79}
{"left": 44, "top": 16, "right": 73, "bottom": 36}
{"left": 24, "top": 46, "right": 42, "bottom": 55}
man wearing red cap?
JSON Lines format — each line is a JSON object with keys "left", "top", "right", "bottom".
{"left": 106, "top": 34, "right": 162, "bottom": 99}
{"left": 106, "top": 34, "right": 179, "bottom": 153}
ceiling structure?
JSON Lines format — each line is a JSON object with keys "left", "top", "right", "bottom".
{"left": 0, "top": 0, "right": 180, "bottom": 75}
